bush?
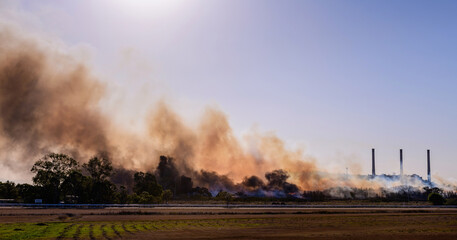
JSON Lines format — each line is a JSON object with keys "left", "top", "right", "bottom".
{"left": 445, "top": 198, "right": 457, "bottom": 205}
{"left": 216, "top": 191, "right": 233, "bottom": 206}
{"left": 428, "top": 192, "right": 445, "bottom": 205}
{"left": 137, "top": 191, "right": 161, "bottom": 204}
{"left": 162, "top": 189, "right": 173, "bottom": 203}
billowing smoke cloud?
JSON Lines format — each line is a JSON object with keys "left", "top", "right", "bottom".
{"left": 242, "top": 176, "right": 265, "bottom": 191}
{"left": 0, "top": 24, "right": 110, "bottom": 171}
{"left": 0, "top": 22, "right": 455, "bottom": 198}
{"left": 265, "top": 170, "right": 299, "bottom": 195}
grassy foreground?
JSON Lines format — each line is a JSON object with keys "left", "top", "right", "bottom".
{"left": 1, "top": 214, "right": 457, "bottom": 239}
{"left": 0, "top": 218, "right": 269, "bottom": 240}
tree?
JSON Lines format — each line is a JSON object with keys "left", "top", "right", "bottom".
{"left": 31, "top": 153, "right": 78, "bottom": 203}
{"left": 81, "top": 156, "right": 116, "bottom": 203}
{"left": 137, "top": 191, "right": 161, "bottom": 204}
{"left": 133, "top": 172, "right": 163, "bottom": 197}
{"left": 61, "top": 170, "right": 91, "bottom": 203}
{"left": 117, "top": 186, "right": 129, "bottom": 204}
{"left": 178, "top": 176, "right": 193, "bottom": 195}
{"left": 216, "top": 190, "right": 233, "bottom": 207}
{"left": 90, "top": 179, "right": 117, "bottom": 203}
{"left": 191, "top": 187, "right": 212, "bottom": 199}
{"left": 162, "top": 189, "right": 173, "bottom": 204}
{"left": 0, "top": 181, "right": 18, "bottom": 199}
{"left": 428, "top": 192, "right": 445, "bottom": 205}
{"left": 83, "top": 156, "right": 113, "bottom": 181}
{"left": 16, "top": 184, "right": 42, "bottom": 203}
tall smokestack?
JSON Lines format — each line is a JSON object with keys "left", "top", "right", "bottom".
{"left": 372, "top": 148, "right": 376, "bottom": 176}
{"left": 427, "top": 149, "right": 431, "bottom": 183}
{"left": 400, "top": 149, "right": 403, "bottom": 177}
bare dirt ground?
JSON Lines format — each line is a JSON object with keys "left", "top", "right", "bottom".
{"left": 1, "top": 207, "right": 457, "bottom": 239}
{"left": 1, "top": 206, "right": 456, "bottom": 222}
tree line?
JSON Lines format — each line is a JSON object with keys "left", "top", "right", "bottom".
{"left": 1, "top": 153, "right": 456, "bottom": 205}
{"left": 0, "top": 153, "right": 174, "bottom": 204}
{"left": 0, "top": 153, "right": 235, "bottom": 204}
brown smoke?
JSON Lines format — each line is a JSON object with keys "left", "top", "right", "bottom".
{"left": 0, "top": 23, "right": 350, "bottom": 191}
{"left": 0, "top": 25, "right": 110, "bottom": 171}
{"left": 146, "top": 102, "right": 327, "bottom": 190}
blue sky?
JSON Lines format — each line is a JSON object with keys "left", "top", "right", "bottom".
{"left": 2, "top": 0, "right": 457, "bottom": 180}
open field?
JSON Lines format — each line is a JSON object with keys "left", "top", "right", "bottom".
{"left": 1, "top": 207, "right": 457, "bottom": 239}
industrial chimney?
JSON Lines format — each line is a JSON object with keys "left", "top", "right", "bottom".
{"left": 400, "top": 149, "right": 403, "bottom": 177}
{"left": 372, "top": 148, "right": 376, "bottom": 176}
{"left": 427, "top": 149, "right": 431, "bottom": 183}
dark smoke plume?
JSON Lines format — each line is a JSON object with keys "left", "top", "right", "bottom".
{"left": 194, "top": 170, "right": 238, "bottom": 194}
{"left": 264, "top": 169, "right": 299, "bottom": 195}
{"left": 110, "top": 168, "right": 135, "bottom": 193}
{"left": 265, "top": 170, "right": 290, "bottom": 189}
{"left": 242, "top": 176, "right": 265, "bottom": 191}
{"left": 0, "top": 25, "right": 110, "bottom": 174}
{"left": 156, "top": 156, "right": 180, "bottom": 190}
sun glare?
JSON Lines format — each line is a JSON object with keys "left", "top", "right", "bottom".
{"left": 113, "top": 0, "right": 183, "bottom": 16}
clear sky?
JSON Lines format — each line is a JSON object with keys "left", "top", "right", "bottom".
{"left": 2, "top": 0, "right": 457, "bottom": 181}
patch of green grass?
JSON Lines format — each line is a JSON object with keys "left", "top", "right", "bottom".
{"left": 100, "top": 224, "right": 114, "bottom": 238}
{"left": 64, "top": 224, "right": 79, "bottom": 238}
{"left": 77, "top": 224, "right": 91, "bottom": 239}
{"left": 112, "top": 223, "right": 125, "bottom": 235}
{"left": 0, "top": 222, "right": 68, "bottom": 240}
{"left": 3, "top": 214, "right": 455, "bottom": 239}
{"left": 91, "top": 224, "right": 103, "bottom": 239}
{"left": 124, "top": 222, "right": 140, "bottom": 233}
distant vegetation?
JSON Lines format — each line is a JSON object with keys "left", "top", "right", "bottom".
{"left": 0, "top": 152, "right": 456, "bottom": 204}
{"left": 428, "top": 192, "right": 446, "bottom": 205}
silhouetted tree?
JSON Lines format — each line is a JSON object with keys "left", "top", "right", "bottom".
{"left": 156, "top": 156, "right": 179, "bottom": 193}
{"left": 83, "top": 156, "right": 113, "bottom": 181}
{"left": 90, "top": 179, "right": 117, "bottom": 203}
{"left": 80, "top": 156, "right": 116, "bottom": 203}
{"left": 162, "top": 189, "right": 173, "bottom": 203}
{"left": 178, "top": 176, "right": 193, "bottom": 195}
{"left": 216, "top": 190, "right": 233, "bottom": 207}
{"left": 16, "top": 184, "right": 42, "bottom": 203}
{"left": 191, "top": 187, "right": 212, "bottom": 199}
{"left": 133, "top": 172, "right": 163, "bottom": 197}
{"left": 61, "top": 170, "right": 91, "bottom": 203}
{"left": 428, "top": 192, "right": 445, "bottom": 205}
{"left": 0, "top": 181, "right": 18, "bottom": 199}
{"left": 31, "top": 153, "right": 78, "bottom": 203}
{"left": 118, "top": 186, "right": 129, "bottom": 204}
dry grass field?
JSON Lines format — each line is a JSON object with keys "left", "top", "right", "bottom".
{"left": 1, "top": 207, "right": 457, "bottom": 239}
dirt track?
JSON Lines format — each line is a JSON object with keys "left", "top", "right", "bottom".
{"left": 0, "top": 206, "right": 455, "bottom": 223}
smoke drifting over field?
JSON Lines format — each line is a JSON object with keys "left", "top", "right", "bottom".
{"left": 0, "top": 23, "right": 454, "bottom": 197}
